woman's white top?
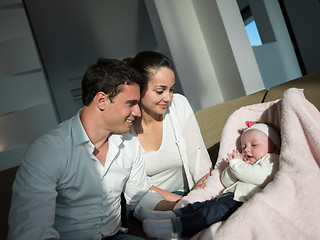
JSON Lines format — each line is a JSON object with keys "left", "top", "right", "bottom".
{"left": 143, "top": 113, "right": 188, "bottom": 192}
{"left": 131, "top": 94, "right": 212, "bottom": 192}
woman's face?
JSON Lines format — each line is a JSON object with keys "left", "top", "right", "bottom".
{"left": 140, "top": 67, "right": 175, "bottom": 118}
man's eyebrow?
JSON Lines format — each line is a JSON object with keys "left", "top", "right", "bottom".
{"left": 127, "top": 99, "right": 139, "bottom": 104}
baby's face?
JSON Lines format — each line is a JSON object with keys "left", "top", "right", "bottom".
{"left": 240, "top": 129, "right": 270, "bottom": 164}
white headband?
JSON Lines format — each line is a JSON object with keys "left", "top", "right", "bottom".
{"left": 243, "top": 123, "right": 281, "bottom": 149}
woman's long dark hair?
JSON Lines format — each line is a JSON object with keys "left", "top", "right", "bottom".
{"left": 126, "top": 51, "right": 174, "bottom": 91}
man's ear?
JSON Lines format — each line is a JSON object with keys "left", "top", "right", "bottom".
{"left": 95, "top": 92, "right": 109, "bottom": 111}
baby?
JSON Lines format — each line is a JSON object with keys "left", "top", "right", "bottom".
{"left": 138, "top": 122, "right": 280, "bottom": 239}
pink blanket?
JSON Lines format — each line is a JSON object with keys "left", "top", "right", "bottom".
{"left": 175, "top": 88, "right": 320, "bottom": 239}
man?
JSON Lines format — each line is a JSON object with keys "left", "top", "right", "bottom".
{"left": 8, "top": 58, "right": 166, "bottom": 240}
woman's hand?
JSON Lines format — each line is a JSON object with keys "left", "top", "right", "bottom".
{"left": 192, "top": 172, "right": 211, "bottom": 190}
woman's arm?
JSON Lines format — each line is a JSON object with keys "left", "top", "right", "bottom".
{"left": 170, "top": 94, "right": 213, "bottom": 184}
{"left": 150, "top": 185, "right": 183, "bottom": 202}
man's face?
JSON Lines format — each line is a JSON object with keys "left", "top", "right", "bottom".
{"left": 104, "top": 83, "right": 141, "bottom": 134}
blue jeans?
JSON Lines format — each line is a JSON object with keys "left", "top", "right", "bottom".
{"left": 172, "top": 190, "right": 187, "bottom": 196}
{"left": 171, "top": 192, "right": 242, "bottom": 238}
{"left": 102, "top": 230, "right": 144, "bottom": 240}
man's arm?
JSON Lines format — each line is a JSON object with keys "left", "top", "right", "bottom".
{"left": 154, "top": 199, "right": 179, "bottom": 210}
{"left": 8, "top": 141, "right": 61, "bottom": 240}
{"left": 150, "top": 185, "right": 183, "bottom": 202}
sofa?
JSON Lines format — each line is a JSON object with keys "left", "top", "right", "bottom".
{"left": 1, "top": 70, "right": 319, "bottom": 240}
{"left": 196, "top": 70, "right": 320, "bottom": 167}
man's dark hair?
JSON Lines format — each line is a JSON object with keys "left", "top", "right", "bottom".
{"left": 81, "top": 58, "right": 145, "bottom": 106}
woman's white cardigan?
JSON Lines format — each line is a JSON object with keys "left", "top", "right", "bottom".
{"left": 167, "top": 94, "right": 212, "bottom": 190}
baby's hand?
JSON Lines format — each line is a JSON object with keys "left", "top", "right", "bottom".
{"left": 227, "top": 149, "right": 243, "bottom": 162}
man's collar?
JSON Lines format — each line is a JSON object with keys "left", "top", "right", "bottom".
{"left": 71, "top": 109, "right": 90, "bottom": 147}
{"left": 71, "top": 109, "right": 125, "bottom": 148}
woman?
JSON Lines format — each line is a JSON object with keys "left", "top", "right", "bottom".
{"left": 128, "top": 51, "right": 212, "bottom": 204}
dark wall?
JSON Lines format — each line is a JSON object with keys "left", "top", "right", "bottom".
{"left": 280, "top": 0, "right": 320, "bottom": 75}
{"left": 24, "top": 0, "right": 159, "bottom": 122}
